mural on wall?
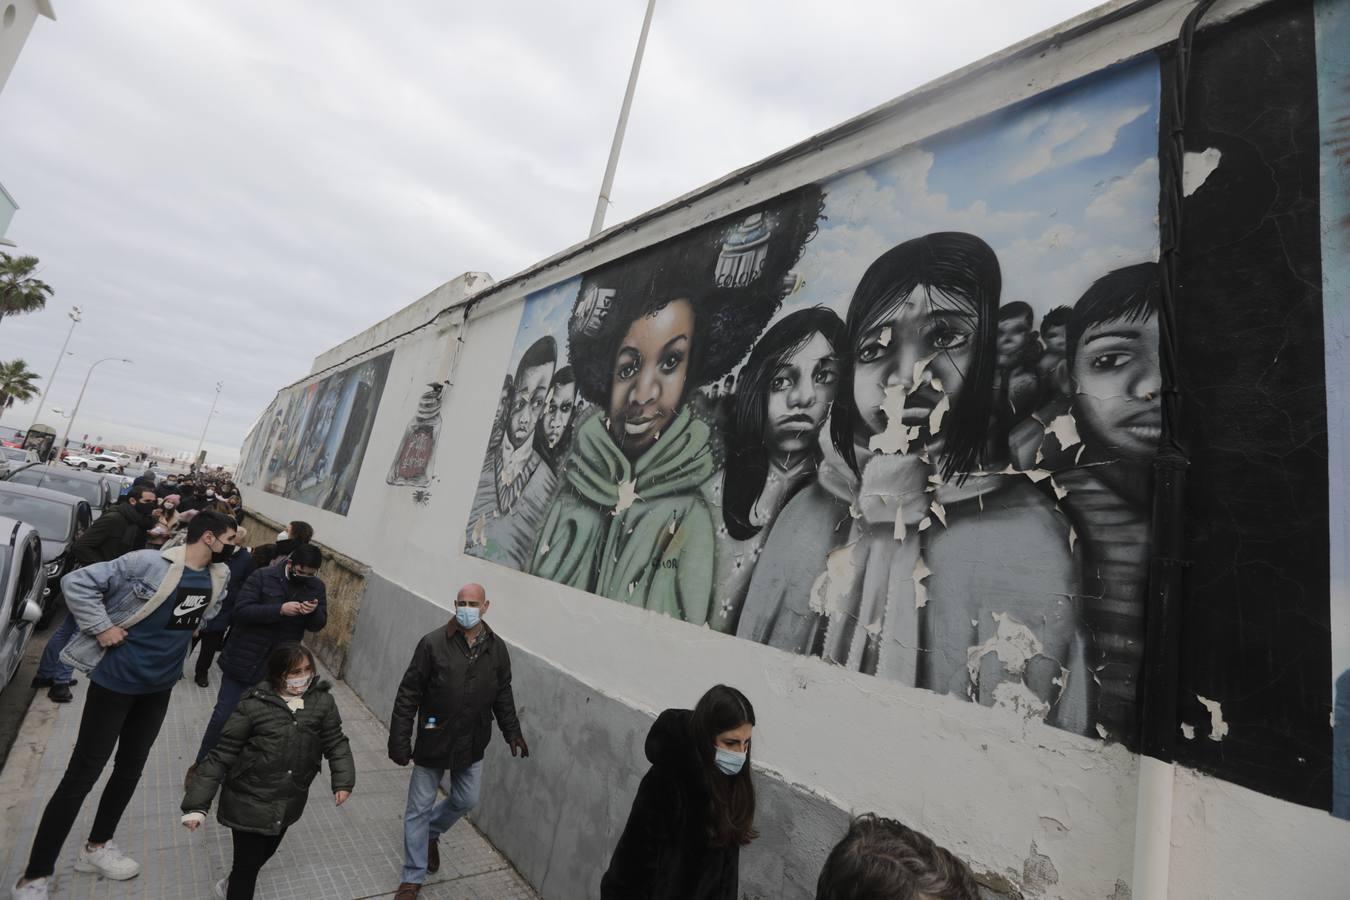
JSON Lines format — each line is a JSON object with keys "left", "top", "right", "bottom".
{"left": 464, "top": 59, "right": 1163, "bottom": 743}
{"left": 240, "top": 351, "right": 393, "bottom": 515}
{"left": 1318, "top": 0, "right": 1350, "bottom": 821}
{"left": 389, "top": 383, "right": 446, "bottom": 487}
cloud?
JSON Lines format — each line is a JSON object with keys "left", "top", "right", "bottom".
{"left": 1000, "top": 103, "right": 1151, "bottom": 182}
{"left": 1086, "top": 158, "right": 1160, "bottom": 220}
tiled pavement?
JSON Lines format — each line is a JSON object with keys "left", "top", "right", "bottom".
{"left": 0, "top": 637, "right": 538, "bottom": 900}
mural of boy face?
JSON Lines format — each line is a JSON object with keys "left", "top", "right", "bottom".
{"left": 765, "top": 332, "right": 839, "bottom": 456}
{"left": 607, "top": 298, "right": 694, "bottom": 458}
{"left": 509, "top": 363, "right": 553, "bottom": 449}
{"left": 543, "top": 382, "right": 576, "bottom": 449}
{"left": 996, "top": 312, "right": 1034, "bottom": 369}
{"left": 1071, "top": 311, "right": 1161, "bottom": 460}
{"left": 853, "top": 292, "right": 976, "bottom": 442}
{"left": 1042, "top": 323, "right": 1068, "bottom": 358}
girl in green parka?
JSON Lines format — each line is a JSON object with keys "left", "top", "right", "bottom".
{"left": 182, "top": 643, "right": 355, "bottom": 900}
{"left": 530, "top": 186, "right": 825, "bottom": 624}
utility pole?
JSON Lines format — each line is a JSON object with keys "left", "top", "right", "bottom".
{"left": 27, "top": 306, "right": 80, "bottom": 436}
{"left": 58, "top": 356, "right": 131, "bottom": 455}
{"left": 194, "top": 381, "right": 223, "bottom": 465}
{"left": 588, "top": 0, "right": 656, "bottom": 238}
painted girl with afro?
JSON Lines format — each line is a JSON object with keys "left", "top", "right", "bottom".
{"left": 529, "top": 186, "right": 824, "bottom": 624}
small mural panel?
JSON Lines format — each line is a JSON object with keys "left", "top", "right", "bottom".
{"left": 465, "top": 59, "right": 1163, "bottom": 743}
{"left": 242, "top": 351, "right": 393, "bottom": 515}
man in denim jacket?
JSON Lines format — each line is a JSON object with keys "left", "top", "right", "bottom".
{"left": 12, "top": 511, "right": 237, "bottom": 900}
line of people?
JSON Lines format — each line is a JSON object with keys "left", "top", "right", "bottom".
{"left": 13, "top": 491, "right": 978, "bottom": 900}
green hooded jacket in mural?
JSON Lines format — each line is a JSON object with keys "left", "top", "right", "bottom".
{"left": 530, "top": 408, "right": 717, "bottom": 624}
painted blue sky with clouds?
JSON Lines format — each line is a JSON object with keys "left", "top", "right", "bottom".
{"left": 505, "top": 57, "right": 1160, "bottom": 376}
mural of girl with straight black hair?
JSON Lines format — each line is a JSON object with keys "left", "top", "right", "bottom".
{"left": 709, "top": 307, "right": 844, "bottom": 634}
{"left": 529, "top": 186, "right": 824, "bottom": 626}
{"left": 742, "top": 233, "right": 1084, "bottom": 734}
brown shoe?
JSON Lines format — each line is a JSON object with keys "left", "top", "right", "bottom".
{"left": 395, "top": 884, "right": 421, "bottom": 899}
{"left": 427, "top": 836, "right": 440, "bottom": 874}
{"left": 184, "top": 763, "right": 198, "bottom": 792}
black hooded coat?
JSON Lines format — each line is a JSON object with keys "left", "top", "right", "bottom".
{"left": 600, "top": 708, "right": 740, "bottom": 900}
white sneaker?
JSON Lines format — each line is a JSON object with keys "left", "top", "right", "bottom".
{"left": 213, "top": 876, "right": 229, "bottom": 899}
{"left": 11, "top": 877, "right": 48, "bottom": 899}
{"left": 73, "top": 842, "right": 141, "bottom": 880}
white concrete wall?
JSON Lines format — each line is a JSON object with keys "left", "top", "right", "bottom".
{"left": 238, "top": 1, "right": 1349, "bottom": 895}
{"left": 0, "top": 0, "right": 49, "bottom": 96}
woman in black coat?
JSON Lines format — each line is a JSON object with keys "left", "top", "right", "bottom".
{"left": 601, "top": 685, "right": 758, "bottom": 900}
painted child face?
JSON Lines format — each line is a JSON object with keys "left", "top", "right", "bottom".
{"left": 607, "top": 299, "right": 694, "bottom": 458}
{"left": 1071, "top": 312, "right": 1161, "bottom": 460}
{"left": 508, "top": 363, "right": 553, "bottom": 449}
{"left": 852, "top": 291, "right": 976, "bottom": 442}
{"left": 543, "top": 382, "right": 576, "bottom": 449}
{"left": 765, "top": 332, "right": 839, "bottom": 457}
{"left": 997, "top": 314, "right": 1033, "bottom": 369}
{"left": 1043, "top": 324, "right": 1067, "bottom": 357}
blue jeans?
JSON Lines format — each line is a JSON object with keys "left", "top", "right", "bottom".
{"left": 35, "top": 613, "right": 78, "bottom": 684}
{"left": 401, "top": 760, "right": 483, "bottom": 884}
{"left": 195, "top": 673, "right": 252, "bottom": 764}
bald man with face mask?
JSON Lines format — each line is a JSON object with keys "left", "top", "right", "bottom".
{"left": 387, "top": 583, "right": 529, "bottom": 899}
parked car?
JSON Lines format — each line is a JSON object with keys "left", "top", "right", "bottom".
{"left": 0, "top": 482, "right": 91, "bottom": 621}
{"left": 0, "top": 515, "right": 46, "bottom": 692}
{"left": 4, "top": 465, "right": 113, "bottom": 519}
{"left": 62, "top": 453, "right": 125, "bottom": 474}
{"left": 0, "top": 447, "right": 39, "bottom": 478}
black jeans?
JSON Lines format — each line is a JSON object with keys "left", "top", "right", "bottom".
{"left": 193, "top": 630, "right": 226, "bottom": 681}
{"left": 24, "top": 682, "right": 173, "bottom": 879}
{"left": 227, "top": 828, "right": 287, "bottom": 900}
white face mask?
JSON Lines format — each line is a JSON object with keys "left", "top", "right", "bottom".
{"left": 283, "top": 674, "right": 312, "bottom": 695}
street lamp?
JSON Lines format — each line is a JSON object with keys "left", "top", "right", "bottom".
{"left": 26, "top": 306, "right": 81, "bottom": 437}
{"left": 194, "top": 381, "right": 223, "bottom": 467}
{"left": 57, "top": 356, "right": 131, "bottom": 457}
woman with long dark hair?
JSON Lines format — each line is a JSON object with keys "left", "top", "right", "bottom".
{"left": 601, "top": 685, "right": 758, "bottom": 900}
{"left": 710, "top": 307, "right": 844, "bottom": 633}
{"left": 739, "top": 233, "right": 1082, "bottom": 730}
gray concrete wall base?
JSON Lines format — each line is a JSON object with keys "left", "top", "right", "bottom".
{"left": 345, "top": 572, "right": 860, "bottom": 899}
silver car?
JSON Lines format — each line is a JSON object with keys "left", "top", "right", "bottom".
{"left": 0, "top": 515, "right": 46, "bottom": 692}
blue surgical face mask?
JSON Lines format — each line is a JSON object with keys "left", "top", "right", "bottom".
{"left": 456, "top": 605, "right": 481, "bottom": 629}
{"left": 714, "top": 746, "right": 747, "bottom": 776}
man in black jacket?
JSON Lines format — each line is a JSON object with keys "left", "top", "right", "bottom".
{"left": 190, "top": 543, "right": 327, "bottom": 772}
{"left": 388, "top": 583, "right": 529, "bottom": 900}
{"left": 70, "top": 485, "right": 156, "bottom": 566}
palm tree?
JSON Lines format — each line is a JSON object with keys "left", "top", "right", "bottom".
{"left": 0, "top": 359, "right": 40, "bottom": 419}
{"left": 0, "top": 252, "right": 54, "bottom": 328}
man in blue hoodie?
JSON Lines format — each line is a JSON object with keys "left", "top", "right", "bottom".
{"left": 12, "top": 511, "right": 236, "bottom": 900}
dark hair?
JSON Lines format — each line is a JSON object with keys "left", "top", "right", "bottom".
{"left": 998, "top": 300, "right": 1033, "bottom": 324}
{"left": 534, "top": 365, "right": 578, "bottom": 474}
{"left": 290, "top": 543, "right": 323, "bottom": 569}
{"left": 690, "top": 685, "right": 758, "bottom": 847}
{"left": 288, "top": 521, "right": 314, "bottom": 544}
{"left": 567, "top": 185, "right": 825, "bottom": 407}
{"left": 1066, "top": 262, "right": 1160, "bottom": 366}
{"left": 829, "top": 232, "right": 1000, "bottom": 481}
{"left": 265, "top": 642, "right": 316, "bottom": 692}
{"left": 815, "top": 814, "right": 979, "bottom": 900}
{"left": 722, "top": 307, "right": 845, "bottom": 540}
{"left": 515, "top": 335, "right": 558, "bottom": 383}
{"left": 187, "top": 510, "right": 235, "bottom": 544}
{"left": 1039, "top": 305, "right": 1073, "bottom": 333}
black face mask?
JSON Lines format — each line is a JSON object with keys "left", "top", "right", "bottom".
{"left": 211, "top": 543, "right": 236, "bottom": 564}
{"left": 286, "top": 566, "right": 309, "bottom": 584}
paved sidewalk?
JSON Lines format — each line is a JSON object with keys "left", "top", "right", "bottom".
{"left": 0, "top": 636, "right": 538, "bottom": 899}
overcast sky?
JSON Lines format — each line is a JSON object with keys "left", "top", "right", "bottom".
{"left": 0, "top": 0, "right": 1103, "bottom": 464}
